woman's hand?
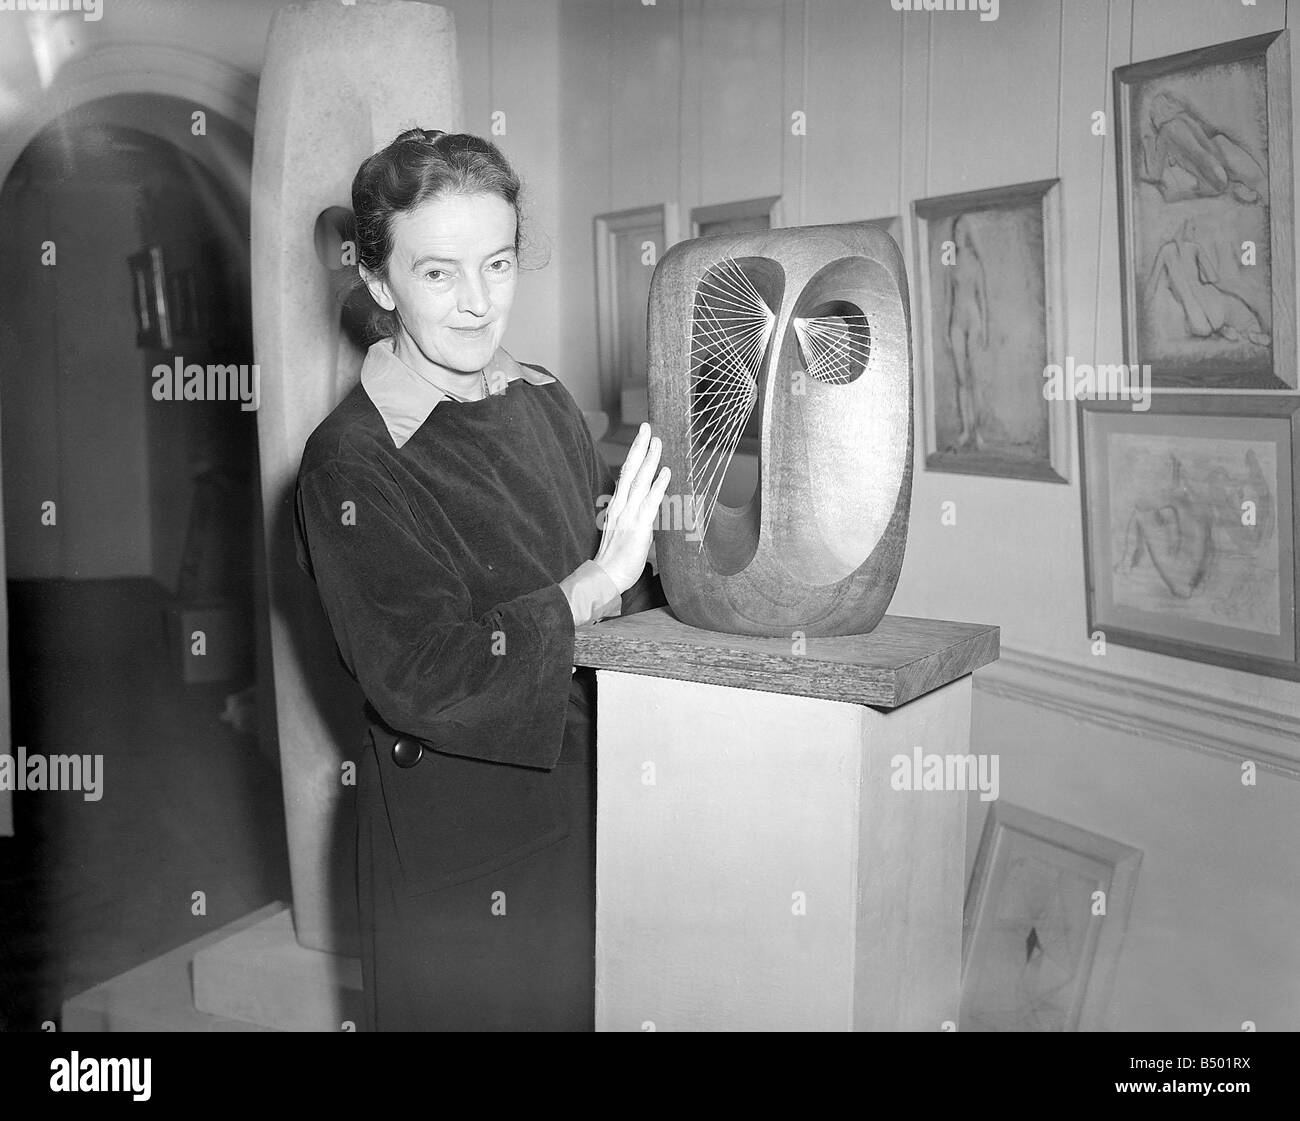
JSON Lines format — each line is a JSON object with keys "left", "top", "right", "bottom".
{"left": 595, "top": 423, "right": 671, "bottom": 593}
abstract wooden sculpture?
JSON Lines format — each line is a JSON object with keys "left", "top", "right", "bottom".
{"left": 648, "top": 223, "right": 914, "bottom": 636}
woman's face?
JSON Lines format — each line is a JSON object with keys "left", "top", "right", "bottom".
{"left": 363, "top": 190, "right": 518, "bottom": 374}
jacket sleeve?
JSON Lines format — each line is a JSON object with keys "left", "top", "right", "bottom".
{"left": 295, "top": 452, "right": 576, "bottom": 770}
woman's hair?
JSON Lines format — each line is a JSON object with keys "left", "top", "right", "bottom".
{"left": 347, "top": 128, "right": 524, "bottom": 340}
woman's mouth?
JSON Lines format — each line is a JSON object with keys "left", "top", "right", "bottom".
{"left": 450, "top": 324, "right": 491, "bottom": 340}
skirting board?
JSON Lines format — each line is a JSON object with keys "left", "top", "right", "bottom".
{"left": 976, "top": 647, "right": 1300, "bottom": 780}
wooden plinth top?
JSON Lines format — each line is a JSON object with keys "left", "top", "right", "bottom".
{"left": 573, "top": 608, "right": 999, "bottom": 709}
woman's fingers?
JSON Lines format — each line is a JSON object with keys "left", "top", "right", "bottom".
{"left": 606, "top": 423, "right": 650, "bottom": 521}
{"left": 620, "top": 424, "right": 651, "bottom": 489}
{"left": 636, "top": 465, "right": 672, "bottom": 522}
{"left": 604, "top": 425, "right": 670, "bottom": 544}
{"left": 611, "top": 425, "right": 655, "bottom": 504}
{"left": 628, "top": 434, "right": 662, "bottom": 500}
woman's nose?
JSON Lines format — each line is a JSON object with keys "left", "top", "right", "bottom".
{"left": 457, "top": 275, "right": 490, "bottom": 316}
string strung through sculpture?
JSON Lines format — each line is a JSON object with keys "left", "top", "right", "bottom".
{"left": 688, "top": 257, "right": 877, "bottom": 548}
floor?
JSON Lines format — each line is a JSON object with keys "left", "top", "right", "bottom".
{"left": 0, "top": 578, "right": 291, "bottom": 1032}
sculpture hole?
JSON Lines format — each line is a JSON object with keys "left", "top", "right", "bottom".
{"left": 793, "top": 299, "right": 870, "bottom": 386}
{"left": 313, "top": 205, "right": 379, "bottom": 350}
{"left": 313, "top": 205, "right": 357, "bottom": 271}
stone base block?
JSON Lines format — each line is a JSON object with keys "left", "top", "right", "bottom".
{"left": 62, "top": 904, "right": 283, "bottom": 1031}
{"left": 191, "top": 903, "right": 363, "bottom": 1031}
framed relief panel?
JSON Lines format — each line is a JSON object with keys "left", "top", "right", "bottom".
{"left": 1079, "top": 395, "right": 1300, "bottom": 680}
{"left": 914, "top": 179, "right": 1068, "bottom": 482}
{"left": 1114, "top": 30, "right": 1295, "bottom": 388}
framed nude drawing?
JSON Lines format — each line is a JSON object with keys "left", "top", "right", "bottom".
{"left": 914, "top": 179, "right": 1068, "bottom": 482}
{"left": 1079, "top": 395, "right": 1300, "bottom": 680}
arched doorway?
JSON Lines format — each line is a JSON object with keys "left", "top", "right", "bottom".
{"left": 0, "top": 43, "right": 257, "bottom": 824}
{"left": 0, "top": 91, "right": 290, "bottom": 1030}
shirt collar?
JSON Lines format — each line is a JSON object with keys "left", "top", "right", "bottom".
{"left": 360, "top": 336, "right": 557, "bottom": 449}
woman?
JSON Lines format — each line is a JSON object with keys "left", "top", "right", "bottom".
{"left": 293, "top": 129, "right": 670, "bottom": 1030}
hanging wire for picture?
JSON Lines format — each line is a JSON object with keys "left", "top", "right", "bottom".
{"left": 687, "top": 257, "right": 775, "bottom": 548}
{"left": 792, "top": 311, "right": 872, "bottom": 385}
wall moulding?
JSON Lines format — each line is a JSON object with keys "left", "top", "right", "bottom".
{"left": 975, "top": 646, "right": 1300, "bottom": 780}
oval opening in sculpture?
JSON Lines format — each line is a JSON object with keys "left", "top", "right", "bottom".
{"left": 761, "top": 252, "right": 907, "bottom": 586}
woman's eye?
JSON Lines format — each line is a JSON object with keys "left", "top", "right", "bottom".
{"left": 489, "top": 259, "right": 512, "bottom": 273}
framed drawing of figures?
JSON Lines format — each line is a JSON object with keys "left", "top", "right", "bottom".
{"left": 914, "top": 180, "right": 1068, "bottom": 482}
{"left": 1079, "top": 395, "right": 1300, "bottom": 681}
{"left": 961, "top": 804, "right": 1141, "bottom": 1032}
{"left": 1114, "top": 31, "right": 1295, "bottom": 388}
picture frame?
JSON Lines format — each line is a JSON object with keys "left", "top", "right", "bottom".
{"left": 1079, "top": 394, "right": 1300, "bottom": 680}
{"left": 1114, "top": 30, "right": 1295, "bottom": 389}
{"left": 128, "top": 245, "right": 171, "bottom": 350}
{"left": 594, "top": 203, "right": 677, "bottom": 429}
{"left": 961, "top": 803, "right": 1141, "bottom": 1032}
{"left": 913, "top": 179, "right": 1068, "bottom": 482}
{"left": 690, "top": 195, "right": 781, "bottom": 239}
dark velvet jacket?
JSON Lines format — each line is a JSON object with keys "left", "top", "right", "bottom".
{"left": 294, "top": 350, "right": 662, "bottom": 890}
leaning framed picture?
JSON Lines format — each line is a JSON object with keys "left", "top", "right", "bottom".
{"left": 961, "top": 803, "right": 1141, "bottom": 1032}
{"left": 914, "top": 179, "right": 1068, "bottom": 482}
{"left": 1114, "top": 30, "right": 1295, "bottom": 388}
{"left": 1079, "top": 395, "right": 1300, "bottom": 680}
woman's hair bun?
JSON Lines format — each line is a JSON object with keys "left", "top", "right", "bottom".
{"left": 393, "top": 127, "right": 446, "bottom": 146}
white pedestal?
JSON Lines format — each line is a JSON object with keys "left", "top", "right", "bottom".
{"left": 594, "top": 672, "right": 971, "bottom": 1031}
{"left": 575, "top": 607, "right": 997, "bottom": 1032}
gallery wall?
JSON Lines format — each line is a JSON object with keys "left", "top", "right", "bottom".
{"left": 555, "top": 0, "right": 1300, "bottom": 1029}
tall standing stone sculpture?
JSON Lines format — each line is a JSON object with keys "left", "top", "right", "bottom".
{"left": 648, "top": 223, "right": 913, "bottom": 637}
{"left": 251, "top": 0, "right": 463, "bottom": 956}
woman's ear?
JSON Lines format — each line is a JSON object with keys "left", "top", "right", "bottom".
{"left": 359, "top": 264, "right": 396, "bottom": 312}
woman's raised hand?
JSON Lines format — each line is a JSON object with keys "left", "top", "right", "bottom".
{"left": 595, "top": 423, "right": 672, "bottom": 593}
